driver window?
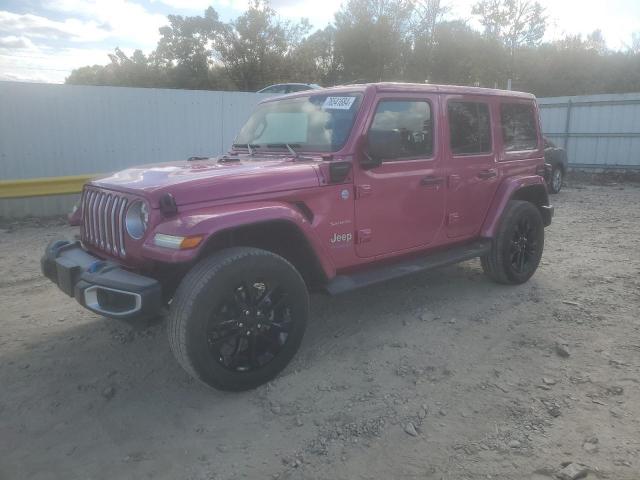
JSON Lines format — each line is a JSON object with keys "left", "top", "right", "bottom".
{"left": 369, "top": 100, "right": 433, "bottom": 161}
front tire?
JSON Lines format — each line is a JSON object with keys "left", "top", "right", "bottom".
{"left": 548, "top": 167, "right": 563, "bottom": 194}
{"left": 168, "top": 247, "right": 309, "bottom": 391}
{"left": 481, "top": 200, "right": 544, "bottom": 285}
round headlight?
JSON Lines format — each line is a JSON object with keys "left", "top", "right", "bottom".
{"left": 125, "top": 200, "right": 149, "bottom": 240}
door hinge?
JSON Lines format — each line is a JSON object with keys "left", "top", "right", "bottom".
{"left": 355, "top": 184, "right": 372, "bottom": 199}
{"left": 356, "top": 228, "right": 372, "bottom": 244}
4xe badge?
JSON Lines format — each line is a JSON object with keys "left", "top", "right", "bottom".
{"left": 330, "top": 232, "right": 353, "bottom": 245}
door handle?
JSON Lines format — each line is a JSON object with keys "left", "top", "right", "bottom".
{"left": 477, "top": 169, "right": 497, "bottom": 180}
{"left": 420, "top": 176, "right": 444, "bottom": 187}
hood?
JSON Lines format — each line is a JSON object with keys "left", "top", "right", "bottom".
{"left": 89, "top": 156, "right": 321, "bottom": 207}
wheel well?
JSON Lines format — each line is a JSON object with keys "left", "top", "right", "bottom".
{"left": 511, "top": 185, "right": 552, "bottom": 225}
{"left": 548, "top": 154, "right": 567, "bottom": 173}
{"left": 551, "top": 161, "right": 567, "bottom": 174}
{"left": 198, "top": 220, "right": 327, "bottom": 290}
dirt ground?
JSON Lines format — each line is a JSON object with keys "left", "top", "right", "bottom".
{"left": 1, "top": 183, "right": 639, "bottom": 480}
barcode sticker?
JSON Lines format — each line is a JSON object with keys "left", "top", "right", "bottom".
{"left": 322, "top": 96, "right": 356, "bottom": 110}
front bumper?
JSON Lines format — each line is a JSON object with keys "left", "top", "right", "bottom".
{"left": 543, "top": 162, "right": 553, "bottom": 183}
{"left": 41, "top": 240, "right": 163, "bottom": 320}
{"left": 540, "top": 204, "right": 554, "bottom": 227}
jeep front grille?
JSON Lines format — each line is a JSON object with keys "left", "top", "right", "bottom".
{"left": 81, "top": 188, "right": 128, "bottom": 257}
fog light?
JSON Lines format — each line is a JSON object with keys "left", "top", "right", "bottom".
{"left": 153, "top": 233, "right": 203, "bottom": 249}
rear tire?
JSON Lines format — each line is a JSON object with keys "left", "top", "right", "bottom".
{"left": 168, "top": 247, "right": 309, "bottom": 391}
{"left": 481, "top": 200, "right": 544, "bottom": 285}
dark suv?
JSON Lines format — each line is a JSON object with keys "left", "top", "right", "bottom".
{"left": 544, "top": 137, "right": 568, "bottom": 193}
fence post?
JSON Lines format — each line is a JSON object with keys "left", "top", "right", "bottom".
{"left": 563, "top": 99, "right": 573, "bottom": 155}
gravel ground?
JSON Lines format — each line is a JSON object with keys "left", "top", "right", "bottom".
{"left": 1, "top": 184, "right": 639, "bottom": 480}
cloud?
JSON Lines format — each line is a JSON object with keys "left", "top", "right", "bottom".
{"left": 0, "top": 1, "right": 169, "bottom": 82}
{"left": 151, "top": 0, "right": 249, "bottom": 12}
{"left": 264, "top": 0, "right": 302, "bottom": 7}
{"left": 0, "top": 35, "right": 36, "bottom": 49}
{"left": 0, "top": 11, "right": 110, "bottom": 42}
{"left": 45, "top": 0, "right": 168, "bottom": 48}
{"left": 540, "top": 0, "right": 640, "bottom": 49}
{"left": 149, "top": 0, "right": 322, "bottom": 17}
{"left": 0, "top": 42, "right": 117, "bottom": 82}
{"left": 0, "top": 2, "right": 167, "bottom": 47}
{"left": 447, "top": 0, "right": 640, "bottom": 50}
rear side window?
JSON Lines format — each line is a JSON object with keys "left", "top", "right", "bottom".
{"left": 448, "top": 101, "right": 492, "bottom": 155}
{"left": 369, "top": 100, "right": 433, "bottom": 161}
{"left": 501, "top": 103, "right": 538, "bottom": 151}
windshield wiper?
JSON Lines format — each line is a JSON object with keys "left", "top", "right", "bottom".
{"left": 285, "top": 144, "right": 298, "bottom": 158}
{"left": 232, "top": 143, "right": 258, "bottom": 156}
{"left": 266, "top": 143, "right": 300, "bottom": 158}
{"left": 218, "top": 154, "right": 240, "bottom": 163}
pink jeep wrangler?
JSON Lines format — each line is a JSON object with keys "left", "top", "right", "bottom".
{"left": 42, "top": 83, "right": 553, "bottom": 391}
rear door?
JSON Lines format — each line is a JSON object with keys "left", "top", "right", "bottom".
{"left": 444, "top": 97, "right": 500, "bottom": 238}
{"left": 354, "top": 94, "right": 446, "bottom": 258}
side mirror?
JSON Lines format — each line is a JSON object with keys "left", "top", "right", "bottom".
{"left": 361, "top": 130, "right": 402, "bottom": 169}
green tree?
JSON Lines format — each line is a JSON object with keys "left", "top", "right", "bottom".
{"left": 513, "top": 31, "right": 640, "bottom": 96}
{"left": 66, "top": 65, "right": 109, "bottom": 86}
{"left": 405, "top": 0, "right": 449, "bottom": 82}
{"left": 214, "top": 0, "right": 311, "bottom": 90}
{"left": 333, "top": 0, "right": 414, "bottom": 82}
{"left": 154, "top": 7, "right": 223, "bottom": 89}
{"left": 472, "top": 0, "right": 546, "bottom": 87}
{"left": 294, "top": 26, "right": 341, "bottom": 85}
{"left": 585, "top": 29, "right": 607, "bottom": 54}
{"left": 64, "top": 0, "right": 640, "bottom": 97}
{"left": 630, "top": 32, "right": 640, "bottom": 54}
{"left": 427, "top": 21, "right": 508, "bottom": 87}
{"left": 472, "top": 0, "right": 546, "bottom": 54}
{"left": 66, "top": 48, "right": 166, "bottom": 87}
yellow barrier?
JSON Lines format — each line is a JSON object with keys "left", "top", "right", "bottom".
{"left": 0, "top": 175, "right": 95, "bottom": 199}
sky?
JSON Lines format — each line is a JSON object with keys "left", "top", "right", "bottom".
{"left": 1, "top": 0, "right": 639, "bottom": 83}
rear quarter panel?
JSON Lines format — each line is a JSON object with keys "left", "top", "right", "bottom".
{"left": 480, "top": 175, "right": 548, "bottom": 238}
{"left": 480, "top": 97, "right": 547, "bottom": 237}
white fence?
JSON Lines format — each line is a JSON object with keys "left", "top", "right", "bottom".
{"left": 538, "top": 92, "right": 640, "bottom": 170}
{"left": 0, "top": 82, "right": 268, "bottom": 217}
{"left": 1, "top": 83, "right": 640, "bottom": 218}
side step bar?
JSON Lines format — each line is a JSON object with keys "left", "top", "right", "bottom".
{"left": 325, "top": 239, "right": 492, "bottom": 295}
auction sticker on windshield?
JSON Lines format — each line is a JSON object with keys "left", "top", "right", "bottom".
{"left": 323, "top": 96, "right": 356, "bottom": 110}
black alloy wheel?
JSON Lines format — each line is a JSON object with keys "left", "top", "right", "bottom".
{"left": 509, "top": 216, "right": 539, "bottom": 275}
{"left": 168, "top": 247, "right": 309, "bottom": 391}
{"left": 207, "top": 280, "right": 292, "bottom": 372}
{"left": 481, "top": 200, "right": 545, "bottom": 285}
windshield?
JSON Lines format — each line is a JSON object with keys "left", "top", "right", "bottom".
{"left": 234, "top": 93, "right": 363, "bottom": 153}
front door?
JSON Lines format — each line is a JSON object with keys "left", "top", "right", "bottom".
{"left": 443, "top": 97, "right": 500, "bottom": 238}
{"left": 354, "top": 95, "right": 446, "bottom": 258}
